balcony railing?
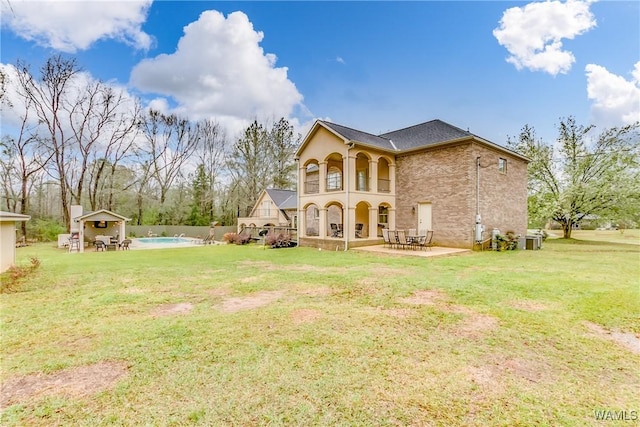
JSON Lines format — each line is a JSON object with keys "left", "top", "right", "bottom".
{"left": 305, "top": 180, "right": 319, "bottom": 194}
{"left": 326, "top": 176, "right": 342, "bottom": 191}
{"left": 378, "top": 178, "right": 391, "bottom": 193}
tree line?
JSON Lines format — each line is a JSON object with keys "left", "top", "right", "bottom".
{"left": 0, "top": 55, "right": 299, "bottom": 239}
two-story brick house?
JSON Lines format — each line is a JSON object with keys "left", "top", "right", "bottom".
{"left": 295, "top": 119, "right": 529, "bottom": 249}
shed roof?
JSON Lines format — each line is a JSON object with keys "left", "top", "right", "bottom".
{"left": 0, "top": 211, "right": 31, "bottom": 222}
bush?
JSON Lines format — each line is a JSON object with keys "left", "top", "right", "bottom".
{"left": 265, "top": 231, "right": 294, "bottom": 248}
{"left": 1, "top": 257, "right": 41, "bottom": 293}
{"left": 28, "top": 219, "right": 65, "bottom": 242}
{"left": 494, "top": 231, "right": 519, "bottom": 251}
{"left": 223, "top": 232, "right": 252, "bottom": 245}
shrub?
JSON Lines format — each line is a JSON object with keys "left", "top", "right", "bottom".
{"left": 265, "top": 231, "right": 293, "bottom": 248}
{"left": 1, "top": 257, "right": 41, "bottom": 293}
{"left": 494, "top": 231, "right": 519, "bottom": 251}
{"left": 28, "top": 219, "right": 65, "bottom": 242}
{"left": 223, "top": 232, "right": 252, "bottom": 245}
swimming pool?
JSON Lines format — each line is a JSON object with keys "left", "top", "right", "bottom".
{"left": 136, "top": 237, "right": 192, "bottom": 244}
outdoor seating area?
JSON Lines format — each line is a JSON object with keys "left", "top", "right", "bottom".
{"left": 382, "top": 229, "right": 434, "bottom": 250}
{"left": 330, "top": 223, "right": 343, "bottom": 238}
{"left": 93, "top": 236, "right": 131, "bottom": 251}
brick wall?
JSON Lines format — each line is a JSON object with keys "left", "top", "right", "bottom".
{"left": 395, "top": 142, "right": 528, "bottom": 248}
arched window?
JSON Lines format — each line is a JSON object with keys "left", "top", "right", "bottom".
{"left": 305, "top": 162, "right": 319, "bottom": 194}
{"left": 327, "top": 166, "right": 342, "bottom": 191}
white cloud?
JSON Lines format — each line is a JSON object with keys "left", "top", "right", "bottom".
{"left": 130, "top": 10, "right": 304, "bottom": 138}
{"left": 336, "top": 57, "right": 346, "bottom": 65}
{"left": 0, "top": 0, "right": 152, "bottom": 53}
{"left": 585, "top": 62, "right": 640, "bottom": 126}
{"left": 493, "top": 0, "right": 597, "bottom": 76}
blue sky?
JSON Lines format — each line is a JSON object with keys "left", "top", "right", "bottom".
{"left": 1, "top": 0, "right": 639, "bottom": 145}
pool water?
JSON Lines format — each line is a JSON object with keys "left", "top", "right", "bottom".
{"left": 137, "top": 237, "right": 191, "bottom": 244}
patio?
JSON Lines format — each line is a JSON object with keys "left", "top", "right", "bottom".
{"left": 352, "top": 244, "right": 470, "bottom": 258}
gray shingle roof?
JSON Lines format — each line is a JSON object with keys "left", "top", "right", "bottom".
{"left": 379, "top": 119, "right": 472, "bottom": 150}
{"left": 321, "top": 121, "right": 394, "bottom": 150}
{"left": 265, "top": 189, "right": 297, "bottom": 210}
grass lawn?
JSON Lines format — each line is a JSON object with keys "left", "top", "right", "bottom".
{"left": 1, "top": 237, "right": 638, "bottom": 426}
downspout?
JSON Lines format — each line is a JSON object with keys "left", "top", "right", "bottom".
{"left": 295, "top": 158, "right": 300, "bottom": 247}
{"left": 476, "top": 156, "right": 480, "bottom": 218}
{"left": 344, "top": 142, "right": 353, "bottom": 251}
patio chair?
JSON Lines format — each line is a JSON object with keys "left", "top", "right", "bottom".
{"left": 396, "top": 229, "right": 410, "bottom": 250}
{"left": 382, "top": 228, "right": 391, "bottom": 248}
{"left": 417, "top": 230, "right": 434, "bottom": 251}
{"left": 355, "top": 223, "right": 364, "bottom": 238}
{"left": 94, "top": 240, "right": 106, "bottom": 251}
{"left": 330, "top": 223, "right": 340, "bottom": 237}
{"left": 120, "top": 239, "right": 132, "bottom": 250}
{"left": 68, "top": 235, "right": 81, "bottom": 253}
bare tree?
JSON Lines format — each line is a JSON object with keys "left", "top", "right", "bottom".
{"left": 141, "top": 110, "right": 200, "bottom": 224}
{"left": 194, "top": 118, "right": 226, "bottom": 223}
{"left": 0, "top": 101, "right": 52, "bottom": 237}
{"left": 13, "top": 55, "right": 80, "bottom": 228}
{"left": 86, "top": 99, "right": 142, "bottom": 211}
{"left": 227, "top": 120, "right": 270, "bottom": 213}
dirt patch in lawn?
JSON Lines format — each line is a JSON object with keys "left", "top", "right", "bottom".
{"left": 296, "top": 287, "right": 333, "bottom": 297}
{"left": 206, "top": 288, "right": 230, "bottom": 297}
{"left": 398, "top": 289, "right": 448, "bottom": 306}
{"left": 291, "top": 308, "right": 322, "bottom": 324}
{"left": 151, "top": 302, "right": 194, "bottom": 317}
{"left": 584, "top": 321, "right": 640, "bottom": 355}
{"left": 508, "top": 300, "right": 554, "bottom": 312}
{"left": 218, "top": 290, "right": 285, "bottom": 313}
{"left": 399, "top": 289, "right": 499, "bottom": 338}
{"left": 237, "top": 260, "right": 339, "bottom": 273}
{"left": 0, "top": 361, "right": 128, "bottom": 409}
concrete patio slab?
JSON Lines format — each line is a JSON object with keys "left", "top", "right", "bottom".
{"left": 352, "top": 244, "right": 471, "bottom": 258}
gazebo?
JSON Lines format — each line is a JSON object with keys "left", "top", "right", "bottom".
{"left": 73, "top": 208, "right": 131, "bottom": 253}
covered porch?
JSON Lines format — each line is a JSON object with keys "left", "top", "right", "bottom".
{"left": 73, "top": 209, "right": 130, "bottom": 253}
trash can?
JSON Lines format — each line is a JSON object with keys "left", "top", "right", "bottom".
{"left": 517, "top": 236, "right": 526, "bottom": 250}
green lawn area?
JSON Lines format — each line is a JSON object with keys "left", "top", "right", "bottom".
{"left": 1, "top": 237, "right": 638, "bottom": 426}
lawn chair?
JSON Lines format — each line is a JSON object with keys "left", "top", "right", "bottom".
{"left": 382, "top": 228, "right": 391, "bottom": 248}
{"left": 355, "top": 223, "right": 364, "bottom": 238}
{"left": 396, "top": 229, "right": 410, "bottom": 250}
{"left": 417, "top": 230, "right": 434, "bottom": 251}
{"left": 120, "top": 239, "right": 132, "bottom": 250}
{"left": 95, "top": 240, "right": 106, "bottom": 251}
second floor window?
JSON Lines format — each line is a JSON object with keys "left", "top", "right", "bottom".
{"left": 327, "top": 166, "right": 342, "bottom": 191}
{"left": 498, "top": 158, "right": 507, "bottom": 174}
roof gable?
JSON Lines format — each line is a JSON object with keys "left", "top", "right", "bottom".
{"left": 321, "top": 121, "right": 394, "bottom": 150}
{"left": 75, "top": 209, "right": 130, "bottom": 222}
{"left": 379, "top": 119, "right": 472, "bottom": 150}
{"left": 265, "top": 189, "right": 297, "bottom": 209}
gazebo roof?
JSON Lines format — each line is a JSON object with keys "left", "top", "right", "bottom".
{"left": 74, "top": 209, "right": 131, "bottom": 222}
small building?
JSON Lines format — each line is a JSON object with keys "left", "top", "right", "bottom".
{"left": 237, "top": 188, "right": 297, "bottom": 233}
{"left": 0, "top": 211, "right": 31, "bottom": 273}
{"left": 295, "top": 119, "right": 529, "bottom": 249}
{"left": 61, "top": 206, "right": 131, "bottom": 252}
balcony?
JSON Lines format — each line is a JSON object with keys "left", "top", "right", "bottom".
{"left": 378, "top": 178, "right": 391, "bottom": 193}
{"left": 304, "top": 180, "right": 319, "bottom": 194}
